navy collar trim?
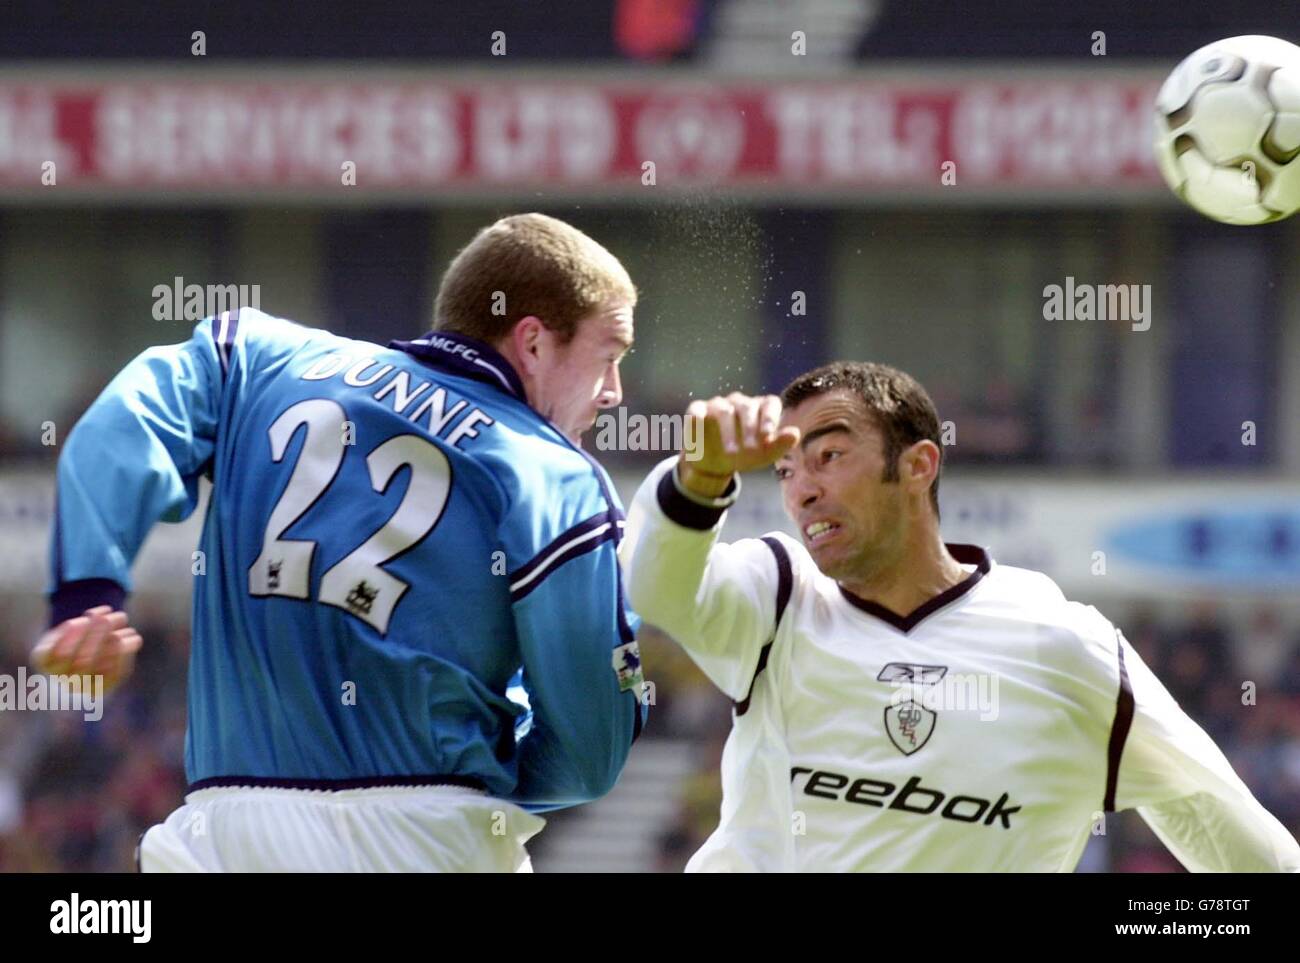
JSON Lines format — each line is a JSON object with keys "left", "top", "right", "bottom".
{"left": 388, "top": 330, "right": 526, "bottom": 401}
{"left": 837, "top": 544, "right": 992, "bottom": 634}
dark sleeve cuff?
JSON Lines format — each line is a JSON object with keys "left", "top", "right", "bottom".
{"left": 656, "top": 465, "right": 738, "bottom": 531}
{"left": 49, "top": 578, "right": 127, "bottom": 627}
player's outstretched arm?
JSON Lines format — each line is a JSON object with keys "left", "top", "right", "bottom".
{"left": 621, "top": 393, "right": 800, "bottom": 701}
{"left": 1111, "top": 633, "right": 1300, "bottom": 871}
{"left": 46, "top": 316, "right": 228, "bottom": 650}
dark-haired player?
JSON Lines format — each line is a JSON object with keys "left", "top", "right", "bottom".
{"left": 622, "top": 361, "right": 1298, "bottom": 872}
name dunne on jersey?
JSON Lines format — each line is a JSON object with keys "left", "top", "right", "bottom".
{"left": 792, "top": 767, "right": 1022, "bottom": 829}
{"left": 301, "top": 352, "right": 495, "bottom": 447}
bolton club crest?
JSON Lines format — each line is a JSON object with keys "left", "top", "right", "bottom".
{"left": 884, "top": 700, "right": 936, "bottom": 756}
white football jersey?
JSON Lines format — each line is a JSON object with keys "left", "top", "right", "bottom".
{"left": 621, "top": 458, "right": 1300, "bottom": 872}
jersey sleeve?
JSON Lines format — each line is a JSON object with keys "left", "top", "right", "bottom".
{"left": 1082, "top": 610, "right": 1300, "bottom": 872}
{"left": 46, "top": 313, "right": 237, "bottom": 624}
{"left": 46, "top": 308, "right": 323, "bottom": 626}
{"left": 620, "top": 456, "right": 783, "bottom": 701}
{"left": 497, "top": 455, "right": 647, "bottom": 812}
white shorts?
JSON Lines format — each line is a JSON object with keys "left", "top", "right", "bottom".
{"left": 138, "top": 784, "right": 545, "bottom": 873}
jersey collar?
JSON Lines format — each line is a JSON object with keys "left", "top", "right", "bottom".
{"left": 388, "top": 330, "right": 527, "bottom": 401}
{"left": 837, "top": 543, "right": 992, "bottom": 633}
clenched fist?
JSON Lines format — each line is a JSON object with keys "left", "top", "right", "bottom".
{"left": 679, "top": 392, "right": 801, "bottom": 498}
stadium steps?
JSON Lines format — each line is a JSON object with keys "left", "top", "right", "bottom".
{"left": 531, "top": 738, "right": 696, "bottom": 873}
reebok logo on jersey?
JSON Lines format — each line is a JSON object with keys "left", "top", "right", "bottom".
{"left": 876, "top": 662, "right": 947, "bottom": 685}
{"left": 791, "top": 768, "right": 1022, "bottom": 828}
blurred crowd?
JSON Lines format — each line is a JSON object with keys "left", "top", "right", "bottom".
{"left": 3, "top": 594, "right": 1294, "bottom": 872}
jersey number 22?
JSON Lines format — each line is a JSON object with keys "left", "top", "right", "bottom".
{"left": 248, "top": 398, "right": 451, "bottom": 634}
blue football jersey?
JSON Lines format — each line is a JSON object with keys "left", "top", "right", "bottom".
{"left": 48, "top": 308, "right": 646, "bottom": 810}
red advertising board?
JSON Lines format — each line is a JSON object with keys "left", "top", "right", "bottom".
{"left": 0, "top": 70, "right": 1166, "bottom": 201}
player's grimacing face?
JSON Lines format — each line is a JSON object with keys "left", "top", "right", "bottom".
{"left": 775, "top": 391, "right": 905, "bottom": 580}
{"left": 535, "top": 300, "right": 634, "bottom": 445}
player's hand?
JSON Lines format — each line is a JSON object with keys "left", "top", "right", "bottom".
{"left": 31, "top": 606, "right": 143, "bottom": 694}
{"left": 679, "top": 392, "right": 801, "bottom": 497}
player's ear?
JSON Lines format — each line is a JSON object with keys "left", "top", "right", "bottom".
{"left": 901, "top": 440, "right": 941, "bottom": 497}
{"left": 510, "top": 316, "right": 546, "bottom": 372}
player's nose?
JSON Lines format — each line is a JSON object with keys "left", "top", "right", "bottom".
{"left": 597, "top": 364, "right": 622, "bottom": 409}
{"left": 790, "top": 469, "right": 822, "bottom": 508}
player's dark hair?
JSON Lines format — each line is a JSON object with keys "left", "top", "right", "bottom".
{"left": 781, "top": 361, "right": 944, "bottom": 518}
{"left": 433, "top": 213, "right": 635, "bottom": 346}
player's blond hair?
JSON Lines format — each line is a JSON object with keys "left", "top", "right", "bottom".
{"left": 433, "top": 213, "right": 636, "bottom": 345}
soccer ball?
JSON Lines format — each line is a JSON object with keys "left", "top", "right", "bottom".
{"left": 1153, "top": 35, "right": 1300, "bottom": 224}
